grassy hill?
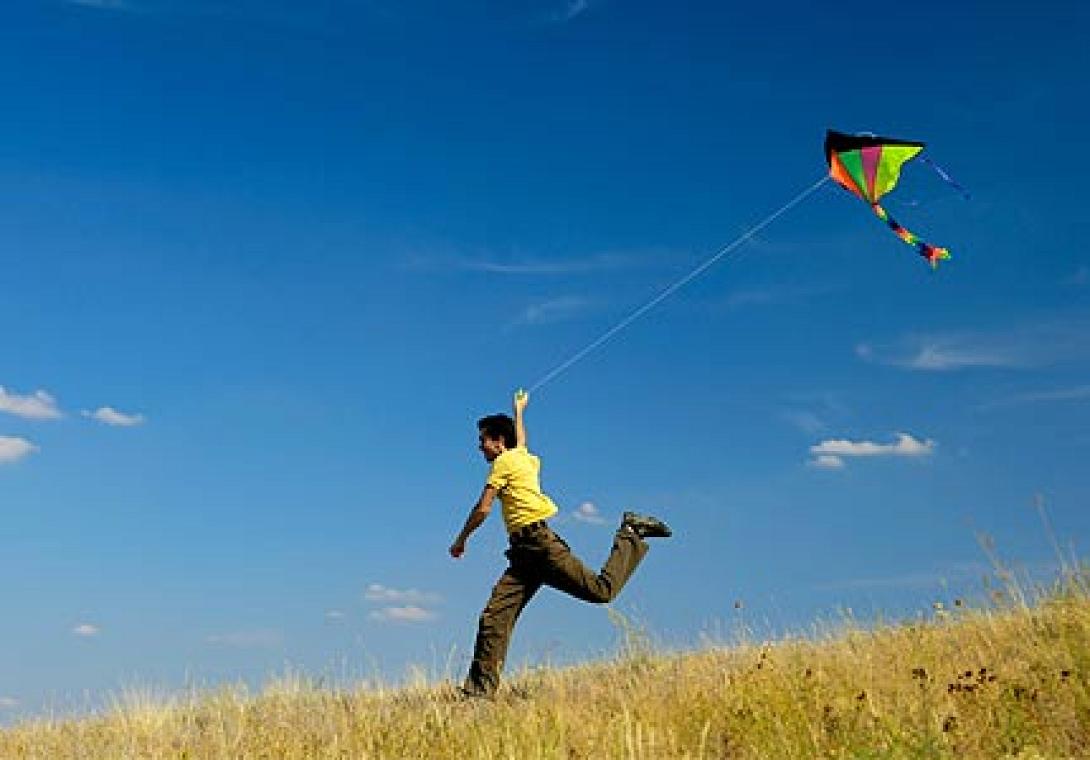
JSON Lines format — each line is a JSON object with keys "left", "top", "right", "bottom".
{"left": 3, "top": 575, "right": 1088, "bottom": 758}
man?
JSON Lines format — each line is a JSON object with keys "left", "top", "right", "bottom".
{"left": 450, "top": 389, "right": 672, "bottom": 698}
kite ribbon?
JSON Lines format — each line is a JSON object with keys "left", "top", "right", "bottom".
{"left": 871, "top": 203, "right": 951, "bottom": 269}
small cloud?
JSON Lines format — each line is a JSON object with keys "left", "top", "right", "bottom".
{"left": 73, "top": 623, "right": 100, "bottom": 637}
{"left": 363, "top": 584, "right": 441, "bottom": 605}
{"left": 781, "top": 410, "right": 826, "bottom": 435}
{"left": 809, "top": 454, "right": 845, "bottom": 470}
{"left": 910, "top": 346, "right": 1015, "bottom": 371}
{"left": 812, "top": 432, "right": 934, "bottom": 458}
{"left": 325, "top": 610, "right": 346, "bottom": 622}
{"left": 858, "top": 338, "right": 1020, "bottom": 371}
{"left": 572, "top": 501, "right": 606, "bottom": 524}
{"left": 553, "top": 0, "right": 589, "bottom": 22}
{"left": 857, "top": 320, "right": 1090, "bottom": 372}
{"left": 0, "top": 697, "right": 18, "bottom": 709}
{"left": 206, "top": 630, "right": 282, "bottom": 648}
{"left": 720, "top": 282, "right": 841, "bottom": 311}
{"left": 808, "top": 432, "right": 934, "bottom": 468}
{"left": 781, "top": 393, "right": 849, "bottom": 436}
{"left": 0, "top": 387, "right": 62, "bottom": 420}
{"left": 0, "top": 437, "right": 37, "bottom": 464}
{"left": 515, "top": 296, "right": 594, "bottom": 326}
{"left": 457, "top": 252, "right": 641, "bottom": 275}
{"left": 722, "top": 289, "right": 777, "bottom": 309}
{"left": 368, "top": 605, "right": 437, "bottom": 624}
{"left": 82, "top": 406, "right": 146, "bottom": 427}
{"left": 981, "top": 384, "right": 1090, "bottom": 409}
{"left": 406, "top": 249, "right": 662, "bottom": 276}
{"left": 814, "top": 562, "right": 990, "bottom": 592}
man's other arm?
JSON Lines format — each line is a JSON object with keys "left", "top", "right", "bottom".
{"left": 450, "top": 485, "right": 498, "bottom": 558}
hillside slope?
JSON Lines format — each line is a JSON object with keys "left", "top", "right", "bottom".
{"left": 3, "top": 586, "right": 1088, "bottom": 758}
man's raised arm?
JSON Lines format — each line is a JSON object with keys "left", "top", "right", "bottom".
{"left": 514, "top": 389, "right": 529, "bottom": 448}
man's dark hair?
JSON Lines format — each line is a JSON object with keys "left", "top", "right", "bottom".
{"left": 478, "top": 414, "right": 517, "bottom": 448}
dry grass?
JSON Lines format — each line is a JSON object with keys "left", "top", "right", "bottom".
{"left": 3, "top": 576, "right": 1089, "bottom": 758}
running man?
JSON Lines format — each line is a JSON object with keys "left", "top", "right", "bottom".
{"left": 450, "top": 390, "right": 671, "bottom": 698}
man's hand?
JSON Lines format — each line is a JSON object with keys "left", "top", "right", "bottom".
{"left": 449, "top": 540, "right": 466, "bottom": 559}
{"left": 514, "top": 388, "right": 529, "bottom": 413}
{"left": 514, "top": 389, "right": 529, "bottom": 447}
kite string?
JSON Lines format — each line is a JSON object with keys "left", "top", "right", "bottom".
{"left": 920, "top": 155, "right": 971, "bottom": 200}
{"left": 528, "top": 174, "right": 832, "bottom": 394}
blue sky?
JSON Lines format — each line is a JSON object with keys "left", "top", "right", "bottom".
{"left": 1, "top": 0, "right": 1089, "bottom": 719}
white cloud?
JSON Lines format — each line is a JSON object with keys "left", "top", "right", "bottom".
{"left": 809, "top": 454, "right": 845, "bottom": 470}
{"left": 981, "top": 384, "right": 1090, "bottom": 409}
{"left": 721, "top": 282, "right": 841, "bottom": 311}
{"left": 808, "top": 433, "right": 934, "bottom": 469}
{"left": 812, "top": 433, "right": 934, "bottom": 458}
{"left": 73, "top": 623, "right": 100, "bottom": 637}
{"left": 814, "top": 562, "right": 990, "bottom": 592}
{"left": 857, "top": 339, "right": 1020, "bottom": 371}
{"left": 515, "top": 296, "right": 594, "bottom": 326}
{"left": 0, "top": 697, "right": 17, "bottom": 709}
{"left": 205, "top": 630, "right": 282, "bottom": 648}
{"left": 572, "top": 501, "right": 606, "bottom": 524}
{"left": 854, "top": 343, "right": 874, "bottom": 361}
{"left": 909, "top": 345, "right": 1017, "bottom": 371}
{"left": 782, "top": 410, "right": 827, "bottom": 435}
{"left": 857, "top": 319, "right": 1090, "bottom": 372}
{"left": 82, "top": 406, "right": 146, "bottom": 427}
{"left": 0, "top": 387, "right": 62, "bottom": 420}
{"left": 456, "top": 252, "right": 641, "bottom": 275}
{"left": 363, "top": 584, "right": 441, "bottom": 605}
{"left": 781, "top": 393, "right": 849, "bottom": 436}
{"left": 552, "top": 0, "right": 589, "bottom": 22}
{"left": 325, "top": 610, "right": 346, "bottom": 622}
{"left": 368, "top": 605, "right": 437, "bottom": 624}
{"left": 0, "top": 437, "right": 37, "bottom": 464}
{"left": 365, "top": 584, "right": 441, "bottom": 623}
{"left": 406, "top": 249, "right": 661, "bottom": 276}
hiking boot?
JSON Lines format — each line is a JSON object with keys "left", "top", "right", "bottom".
{"left": 622, "top": 511, "right": 672, "bottom": 539}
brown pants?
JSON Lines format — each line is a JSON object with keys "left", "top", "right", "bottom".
{"left": 463, "top": 522, "right": 649, "bottom": 696}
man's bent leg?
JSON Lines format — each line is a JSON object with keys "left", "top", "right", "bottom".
{"left": 463, "top": 565, "right": 541, "bottom": 697}
{"left": 542, "top": 527, "right": 649, "bottom": 604}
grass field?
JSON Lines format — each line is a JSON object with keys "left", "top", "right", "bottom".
{"left": 3, "top": 568, "right": 1087, "bottom": 758}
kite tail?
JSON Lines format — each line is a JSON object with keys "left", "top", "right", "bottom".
{"left": 871, "top": 203, "right": 951, "bottom": 269}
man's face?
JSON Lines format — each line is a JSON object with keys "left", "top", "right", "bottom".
{"left": 478, "top": 430, "right": 505, "bottom": 462}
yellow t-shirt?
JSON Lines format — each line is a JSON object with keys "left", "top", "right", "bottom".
{"left": 486, "top": 446, "right": 558, "bottom": 532}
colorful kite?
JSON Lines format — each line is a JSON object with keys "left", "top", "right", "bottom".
{"left": 825, "top": 130, "right": 952, "bottom": 269}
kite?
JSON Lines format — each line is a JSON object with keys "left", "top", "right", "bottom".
{"left": 825, "top": 130, "right": 952, "bottom": 269}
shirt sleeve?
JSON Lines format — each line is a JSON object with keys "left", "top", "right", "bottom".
{"left": 486, "top": 454, "right": 511, "bottom": 491}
